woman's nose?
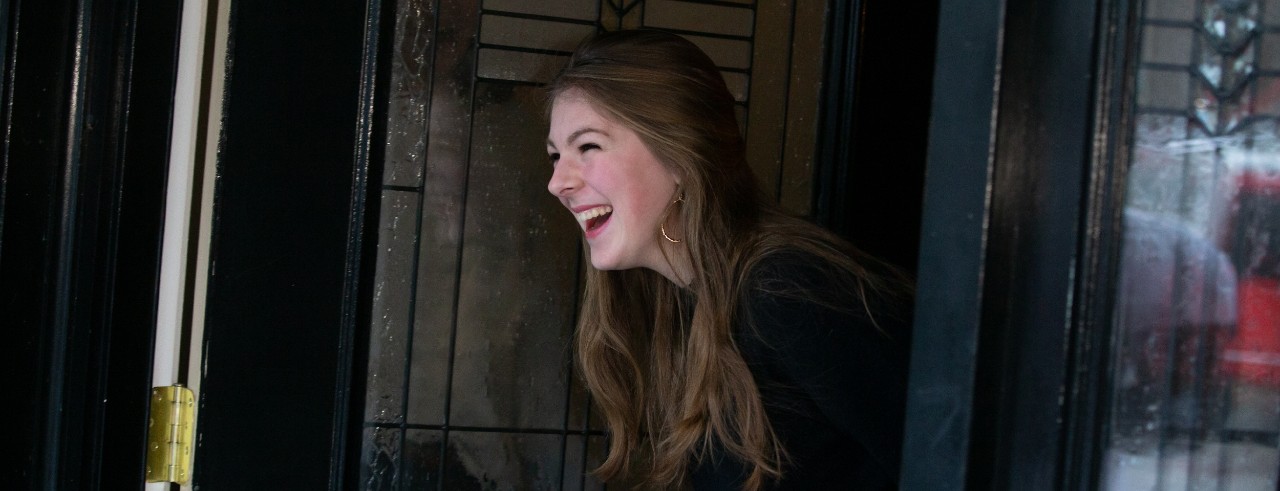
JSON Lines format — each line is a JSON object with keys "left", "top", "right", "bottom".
{"left": 547, "top": 160, "right": 581, "bottom": 197}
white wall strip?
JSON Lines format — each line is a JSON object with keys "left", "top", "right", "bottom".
{"left": 151, "top": 0, "right": 207, "bottom": 391}
{"left": 149, "top": 0, "right": 209, "bottom": 488}
{"left": 182, "top": 0, "right": 231, "bottom": 486}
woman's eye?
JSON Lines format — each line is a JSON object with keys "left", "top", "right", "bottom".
{"left": 548, "top": 152, "right": 560, "bottom": 164}
{"left": 578, "top": 143, "right": 600, "bottom": 153}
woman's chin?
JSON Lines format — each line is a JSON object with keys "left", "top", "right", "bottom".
{"left": 588, "top": 252, "right": 632, "bottom": 272}
{"left": 589, "top": 257, "right": 619, "bottom": 271}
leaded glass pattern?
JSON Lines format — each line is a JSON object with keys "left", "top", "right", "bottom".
{"left": 1105, "top": 0, "right": 1280, "bottom": 488}
{"left": 360, "top": 1, "right": 827, "bottom": 488}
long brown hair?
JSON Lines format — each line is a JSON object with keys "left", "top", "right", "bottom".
{"left": 548, "top": 29, "right": 900, "bottom": 489}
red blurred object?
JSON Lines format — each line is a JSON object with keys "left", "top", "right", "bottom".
{"left": 1219, "top": 169, "right": 1280, "bottom": 388}
{"left": 1222, "top": 278, "right": 1280, "bottom": 386}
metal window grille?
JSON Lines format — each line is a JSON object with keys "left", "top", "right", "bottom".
{"left": 357, "top": 1, "right": 826, "bottom": 488}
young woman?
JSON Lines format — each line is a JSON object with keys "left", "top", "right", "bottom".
{"left": 545, "top": 29, "right": 912, "bottom": 490}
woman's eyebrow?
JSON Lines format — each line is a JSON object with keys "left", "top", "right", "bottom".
{"left": 548, "top": 127, "right": 608, "bottom": 148}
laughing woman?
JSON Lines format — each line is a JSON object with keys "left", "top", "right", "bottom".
{"left": 544, "top": 29, "right": 912, "bottom": 490}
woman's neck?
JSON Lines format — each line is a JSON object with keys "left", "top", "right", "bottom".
{"left": 652, "top": 244, "right": 695, "bottom": 288}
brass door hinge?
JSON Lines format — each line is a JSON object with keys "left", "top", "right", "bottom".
{"left": 146, "top": 385, "right": 195, "bottom": 484}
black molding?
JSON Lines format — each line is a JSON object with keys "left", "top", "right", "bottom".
{"left": 338, "top": 0, "right": 394, "bottom": 488}
{"left": 193, "top": 0, "right": 387, "bottom": 488}
{"left": 812, "top": 0, "right": 860, "bottom": 231}
{"left": 1061, "top": 0, "right": 1141, "bottom": 488}
{"left": 899, "top": 0, "right": 1005, "bottom": 488}
{"left": 90, "top": 2, "right": 184, "bottom": 488}
{"left": 904, "top": 0, "right": 1138, "bottom": 489}
{"left": 973, "top": 0, "right": 1101, "bottom": 487}
{"left": 1, "top": 0, "right": 181, "bottom": 489}
{"left": 813, "top": 0, "right": 934, "bottom": 276}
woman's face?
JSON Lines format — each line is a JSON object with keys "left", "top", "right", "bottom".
{"left": 546, "top": 90, "right": 681, "bottom": 275}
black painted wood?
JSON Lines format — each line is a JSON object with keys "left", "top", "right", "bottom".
{"left": 0, "top": 0, "right": 181, "bottom": 489}
{"left": 96, "top": 2, "right": 184, "bottom": 487}
{"left": 814, "top": 0, "right": 934, "bottom": 277}
{"left": 903, "top": 0, "right": 1136, "bottom": 489}
{"left": 1060, "top": 1, "right": 1141, "bottom": 489}
{"left": 339, "top": 0, "right": 393, "bottom": 488}
{"left": 1, "top": 2, "right": 81, "bottom": 486}
{"left": 193, "top": 0, "right": 386, "bottom": 488}
{"left": 973, "top": 0, "right": 1100, "bottom": 487}
{"left": 899, "top": 0, "right": 1005, "bottom": 488}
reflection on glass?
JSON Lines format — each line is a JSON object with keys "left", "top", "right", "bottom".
{"left": 561, "top": 435, "right": 607, "bottom": 491}
{"left": 643, "top": 0, "right": 754, "bottom": 37}
{"left": 1144, "top": 26, "right": 1194, "bottom": 65}
{"left": 479, "top": 14, "right": 595, "bottom": 53}
{"left": 1197, "top": 42, "right": 1255, "bottom": 95}
{"left": 403, "top": 430, "right": 442, "bottom": 489}
{"left": 361, "top": 427, "right": 403, "bottom": 490}
{"left": 366, "top": 191, "right": 416, "bottom": 424}
{"left": 1147, "top": 0, "right": 1197, "bottom": 22}
{"left": 476, "top": 49, "right": 568, "bottom": 84}
{"left": 448, "top": 82, "right": 580, "bottom": 431}
{"left": 1104, "top": 1, "right": 1280, "bottom": 488}
{"left": 685, "top": 35, "right": 752, "bottom": 69}
{"left": 481, "top": 0, "right": 598, "bottom": 22}
{"left": 446, "top": 432, "right": 564, "bottom": 488}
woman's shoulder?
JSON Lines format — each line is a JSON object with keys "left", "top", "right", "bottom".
{"left": 736, "top": 244, "right": 913, "bottom": 345}
{"left": 741, "top": 245, "right": 901, "bottom": 302}
{"left": 741, "top": 240, "right": 861, "bottom": 282}
{"left": 743, "top": 248, "right": 827, "bottom": 289}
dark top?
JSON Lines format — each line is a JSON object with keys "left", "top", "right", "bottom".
{"left": 689, "top": 252, "right": 912, "bottom": 490}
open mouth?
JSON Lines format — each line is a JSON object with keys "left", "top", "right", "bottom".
{"left": 575, "top": 205, "right": 613, "bottom": 234}
{"left": 586, "top": 212, "right": 612, "bottom": 232}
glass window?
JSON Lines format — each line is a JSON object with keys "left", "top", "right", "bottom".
{"left": 358, "top": 1, "right": 828, "bottom": 488}
{"left": 1104, "top": 0, "right": 1280, "bottom": 489}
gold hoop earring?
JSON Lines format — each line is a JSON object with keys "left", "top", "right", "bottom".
{"left": 661, "top": 223, "right": 681, "bottom": 243}
{"left": 661, "top": 191, "right": 685, "bottom": 243}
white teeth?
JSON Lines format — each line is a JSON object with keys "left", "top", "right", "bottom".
{"left": 574, "top": 205, "right": 612, "bottom": 223}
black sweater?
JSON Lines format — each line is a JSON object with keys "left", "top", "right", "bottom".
{"left": 689, "top": 252, "right": 912, "bottom": 490}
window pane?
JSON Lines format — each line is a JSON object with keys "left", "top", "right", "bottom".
{"left": 1105, "top": 1, "right": 1280, "bottom": 489}
{"left": 643, "top": 0, "right": 754, "bottom": 37}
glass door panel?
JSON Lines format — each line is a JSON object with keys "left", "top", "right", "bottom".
{"left": 1105, "top": 0, "right": 1280, "bottom": 488}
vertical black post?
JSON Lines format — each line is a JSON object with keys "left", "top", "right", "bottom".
{"left": 0, "top": 0, "right": 182, "bottom": 489}
{"left": 899, "top": 0, "right": 1005, "bottom": 488}
{"left": 904, "top": 0, "right": 1134, "bottom": 489}
{"left": 193, "top": 0, "right": 388, "bottom": 488}
{"left": 813, "top": 0, "right": 935, "bottom": 276}
{"left": 972, "top": 0, "right": 1100, "bottom": 487}
{"left": 340, "top": 0, "right": 394, "bottom": 487}
{"left": 1059, "top": 0, "right": 1140, "bottom": 488}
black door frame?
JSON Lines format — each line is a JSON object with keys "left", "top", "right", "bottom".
{"left": 814, "top": 0, "right": 935, "bottom": 277}
{"left": 1, "top": 0, "right": 183, "bottom": 488}
{"left": 900, "top": 0, "right": 1139, "bottom": 489}
{"left": 5, "top": 0, "right": 1149, "bottom": 488}
{"left": 191, "top": 0, "right": 391, "bottom": 488}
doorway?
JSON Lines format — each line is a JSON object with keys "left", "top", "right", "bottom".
{"left": 357, "top": 1, "right": 844, "bottom": 488}
{"left": 189, "top": 0, "right": 934, "bottom": 489}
